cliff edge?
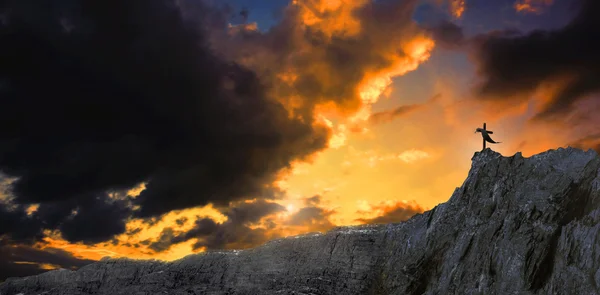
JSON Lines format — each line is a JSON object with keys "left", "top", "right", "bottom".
{"left": 2, "top": 147, "right": 600, "bottom": 295}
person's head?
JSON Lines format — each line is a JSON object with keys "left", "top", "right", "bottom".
{"left": 475, "top": 127, "right": 484, "bottom": 133}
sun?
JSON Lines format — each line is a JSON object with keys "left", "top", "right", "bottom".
{"left": 286, "top": 204, "right": 299, "bottom": 214}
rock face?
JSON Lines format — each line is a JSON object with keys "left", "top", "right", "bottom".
{"left": 2, "top": 147, "right": 600, "bottom": 295}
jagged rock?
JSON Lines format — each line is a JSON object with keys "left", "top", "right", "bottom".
{"left": 2, "top": 147, "right": 600, "bottom": 295}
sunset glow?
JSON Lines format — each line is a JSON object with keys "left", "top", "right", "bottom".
{"left": 514, "top": 0, "right": 553, "bottom": 14}
{"left": 450, "top": 0, "right": 466, "bottom": 19}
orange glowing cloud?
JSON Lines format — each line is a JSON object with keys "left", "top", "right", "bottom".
{"left": 470, "top": 73, "right": 585, "bottom": 125}
{"left": 228, "top": 22, "right": 259, "bottom": 35}
{"left": 212, "top": 0, "right": 436, "bottom": 150}
{"left": 355, "top": 199, "right": 425, "bottom": 224}
{"left": 514, "top": 0, "right": 553, "bottom": 14}
{"left": 115, "top": 197, "right": 343, "bottom": 254}
{"left": 354, "top": 35, "right": 435, "bottom": 112}
{"left": 449, "top": 0, "right": 466, "bottom": 19}
{"left": 0, "top": 176, "right": 15, "bottom": 201}
{"left": 293, "top": 0, "right": 368, "bottom": 37}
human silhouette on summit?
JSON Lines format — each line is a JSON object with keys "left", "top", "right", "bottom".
{"left": 475, "top": 123, "right": 500, "bottom": 150}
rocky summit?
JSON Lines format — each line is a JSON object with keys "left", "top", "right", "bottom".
{"left": 2, "top": 147, "right": 600, "bottom": 295}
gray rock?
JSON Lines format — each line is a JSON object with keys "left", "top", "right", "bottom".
{"left": 2, "top": 147, "right": 600, "bottom": 295}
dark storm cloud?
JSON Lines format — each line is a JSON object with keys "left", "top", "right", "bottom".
{"left": 225, "top": 199, "right": 286, "bottom": 224}
{"left": 0, "top": 242, "right": 95, "bottom": 282}
{"left": 0, "top": 194, "right": 131, "bottom": 245}
{"left": 0, "top": 0, "right": 329, "bottom": 244}
{"left": 0, "top": 203, "right": 44, "bottom": 243}
{"left": 473, "top": 0, "right": 600, "bottom": 121}
{"left": 58, "top": 195, "right": 131, "bottom": 244}
{"left": 149, "top": 200, "right": 285, "bottom": 251}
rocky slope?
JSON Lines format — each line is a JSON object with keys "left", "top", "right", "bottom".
{"left": 2, "top": 147, "right": 600, "bottom": 295}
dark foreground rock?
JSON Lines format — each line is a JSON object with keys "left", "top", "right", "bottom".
{"left": 2, "top": 147, "right": 600, "bottom": 295}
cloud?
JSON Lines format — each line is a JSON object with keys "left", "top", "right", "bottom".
{"left": 147, "top": 195, "right": 340, "bottom": 252}
{"left": 426, "top": 20, "right": 465, "bottom": 49}
{"left": 148, "top": 200, "right": 285, "bottom": 251}
{"left": 304, "top": 195, "right": 322, "bottom": 206}
{"left": 369, "top": 94, "right": 441, "bottom": 124}
{"left": 472, "top": 0, "right": 600, "bottom": 122}
{"left": 239, "top": 7, "right": 249, "bottom": 23}
{"left": 0, "top": 0, "right": 332, "bottom": 246}
{"left": 0, "top": 202, "right": 44, "bottom": 243}
{"left": 57, "top": 196, "right": 132, "bottom": 244}
{"left": 369, "top": 104, "right": 423, "bottom": 124}
{"left": 345, "top": 147, "right": 432, "bottom": 168}
{"left": 0, "top": 193, "right": 131, "bottom": 245}
{"left": 147, "top": 227, "right": 180, "bottom": 252}
{"left": 398, "top": 149, "right": 431, "bottom": 163}
{"left": 514, "top": 0, "right": 554, "bottom": 14}
{"left": 0, "top": 242, "right": 95, "bottom": 282}
{"left": 208, "top": 0, "right": 435, "bottom": 140}
{"left": 568, "top": 132, "right": 600, "bottom": 154}
{"left": 356, "top": 200, "right": 425, "bottom": 224}
{"left": 285, "top": 206, "right": 336, "bottom": 232}
{"left": 449, "top": 0, "right": 466, "bottom": 19}
{"left": 175, "top": 217, "right": 188, "bottom": 227}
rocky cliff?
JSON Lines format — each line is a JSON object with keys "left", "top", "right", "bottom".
{"left": 2, "top": 147, "right": 600, "bottom": 295}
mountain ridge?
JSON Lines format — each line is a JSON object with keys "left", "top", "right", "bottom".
{"left": 2, "top": 147, "right": 600, "bottom": 295}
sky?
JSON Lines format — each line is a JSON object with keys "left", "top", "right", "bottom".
{"left": 0, "top": 0, "right": 599, "bottom": 281}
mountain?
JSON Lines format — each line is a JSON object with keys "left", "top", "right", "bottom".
{"left": 1, "top": 147, "right": 600, "bottom": 295}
